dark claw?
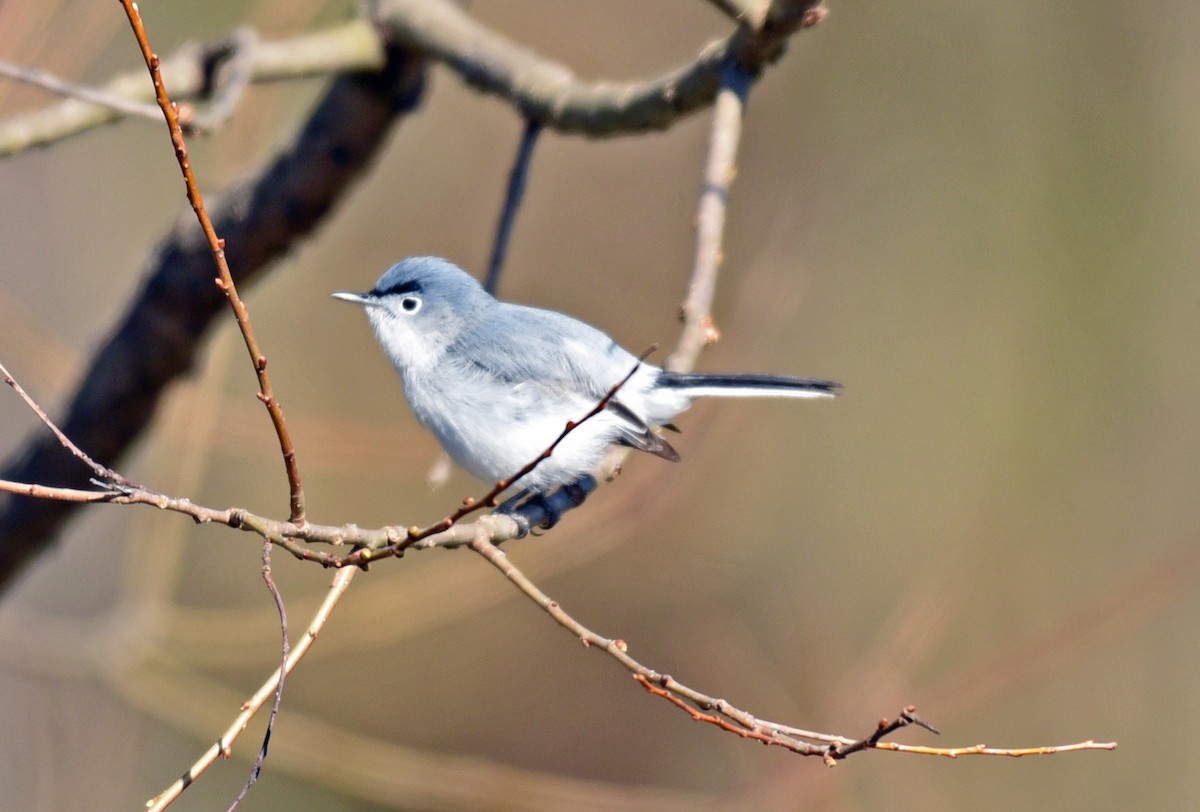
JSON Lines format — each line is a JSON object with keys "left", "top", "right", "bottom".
{"left": 492, "top": 475, "right": 598, "bottom": 537}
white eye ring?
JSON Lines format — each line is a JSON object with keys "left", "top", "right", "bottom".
{"left": 399, "top": 296, "right": 421, "bottom": 314}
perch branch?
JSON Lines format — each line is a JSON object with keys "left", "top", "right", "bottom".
{"left": 0, "top": 359, "right": 1117, "bottom": 784}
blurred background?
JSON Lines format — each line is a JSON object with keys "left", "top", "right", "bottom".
{"left": 1, "top": 1, "right": 1198, "bottom": 809}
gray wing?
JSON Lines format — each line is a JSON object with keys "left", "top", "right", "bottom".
{"left": 450, "top": 303, "right": 678, "bottom": 460}
{"left": 452, "top": 303, "right": 641, "bottom": 399}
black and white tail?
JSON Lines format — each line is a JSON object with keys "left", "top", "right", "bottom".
{"left": 657, "top": 371, "right": 840, "bottom": 399}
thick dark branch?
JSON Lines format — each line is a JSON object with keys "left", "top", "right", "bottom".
{"left": 0, "top": 45, "right": 426, "bottom": 590}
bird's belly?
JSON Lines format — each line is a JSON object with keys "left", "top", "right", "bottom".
{"left": 412, "top": 387, "right": 616, "bottom": 492}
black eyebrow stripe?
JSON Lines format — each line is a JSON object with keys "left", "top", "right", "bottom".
{"left": 370, "top": 279, "right": 422, "bottom": 297}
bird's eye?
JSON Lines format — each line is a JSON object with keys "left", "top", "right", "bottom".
{"left": 400, "top": 296, "right": 421, "bottom": 314}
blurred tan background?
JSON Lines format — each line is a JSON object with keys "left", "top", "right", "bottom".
{"left": 2, "top": 1, "right": 1198, "bottom": 809}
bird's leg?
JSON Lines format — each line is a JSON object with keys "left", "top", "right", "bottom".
{"left": 492, "top": 475, "right": 598, "bottom": 539}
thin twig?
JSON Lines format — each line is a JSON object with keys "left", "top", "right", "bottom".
{"left": 484, "top": 119, "right": 541, "bottom": 295}
{"left": 146, "top": 567, "right": 356, "bottom": 812}
{"left": 0, "top": 360, "right": 133, "bottom": 487}
{"left": 468, "top": 534, "right": 1115, "bottom": 761}
{"left": 666, "top": 59, "right": 753, "bottom": 373}
{"left": 0, "top": 60, "right": 163, "bottom": 121}
{"left": 872, "top": 740, "right": 1119, "bottom": 758}
{"left": 0, "top": 479, "right": 121, "bottom": 503}
{"left": 118, "top": 0, "right": 307, "bottom": 525}
{"left": 227, "top": 540, "right": 290, "bottom": 811}
{"left": 0, "top": 466, "right": 1120, "bottom": 768}
{"left": 0, "top": 19, "right": 385, "bottom": 157}
{"left": 0, "top": 473, "right": 520, "bottom": 565}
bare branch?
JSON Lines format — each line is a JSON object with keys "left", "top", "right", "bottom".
{"left": 119, "top": 0, "right": 306, "bottom": 524}
{"left": 666, "top": 61, "right": 752, "bottom": 372}
{"left": 872, "top": 740, "right": 1118, "bottom": 758}
{"left": 0, "top": 390, "right": 1116, "bottom": 780}
{"left": 372, "top": 0, "right": 826, "bottom": 136}
{"left": 0, "top": 19, "right": 385, "bottom": 157}
{"left": 146, "top": 567, "right": 357, "bottom": 812}
{"left": 467, "top": 534, "right": 1115, "bottom": 761}
{"left": 0, "top": 479, "right": 120, "bottom": 503}
{"left": 0, "top": 60, "right": 162, "bottom": 122}
{"left": 227, "top": 540, "right": 289, "bottom": 811}
{"left": 0, "top": 0, "right": 827, "bottom": 157}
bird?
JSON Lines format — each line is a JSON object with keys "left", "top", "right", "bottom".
{"left": 332, "top": 256, "right": 838, "bottom": 513}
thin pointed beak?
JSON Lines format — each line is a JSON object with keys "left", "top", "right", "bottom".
{"left": 331, "top": 291, "right": 375, "bottom": 306}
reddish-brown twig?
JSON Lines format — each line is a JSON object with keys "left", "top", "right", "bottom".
{"left": 634, "top": 675, "right": 825, "bottom": 753}
{"left": 474, "top": 537, "right": 1116, "bottom": 764}
{"left": 117, "top": 0, "right": 306, "bottom": 525}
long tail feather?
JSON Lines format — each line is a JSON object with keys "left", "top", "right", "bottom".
{"left": 657, "top": 371, "right": 840, "bottom": 399}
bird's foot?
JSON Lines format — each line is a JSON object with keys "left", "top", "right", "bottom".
{"left": 493, "top": 475, "right": 598, "bottom": 539}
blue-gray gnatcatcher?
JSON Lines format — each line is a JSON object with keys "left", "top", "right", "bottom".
{"left": 333, "top": 256, "right": 838, "bottom": 503}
